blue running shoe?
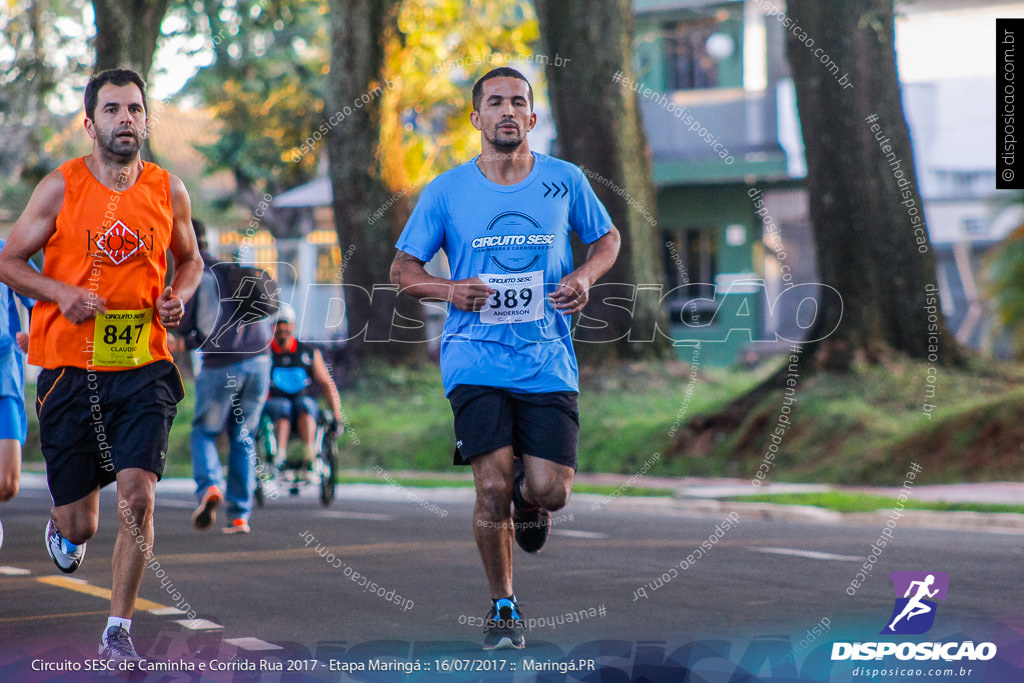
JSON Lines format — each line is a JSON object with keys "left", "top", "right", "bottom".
{"left": 482, "top": 598, "right": 525, "bottom": 650}
{"left": 45, "top": 518, "right": 85, "bottom": 574}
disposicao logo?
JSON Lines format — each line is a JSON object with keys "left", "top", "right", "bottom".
{"left": 882, "top": 571, "right": 948, "bottom": 635}
{"left": 831, "top": 571, "right": 997, "bottom": 663}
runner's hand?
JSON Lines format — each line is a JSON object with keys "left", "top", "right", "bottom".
{"left": 450, "top": 277, "right": 494, "bottom": 312}
{"left": 15, "top": 332, "right": 28, "bottom": 353}
{"left": 549, "top": 272, "right": 591, "bottom": 315}
{"left": 156, "top": 286, "right": 185, "bottom": 329}
{"left": 57, "top": 284, "right": 107, "bottom": 324}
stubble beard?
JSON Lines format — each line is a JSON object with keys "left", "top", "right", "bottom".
{"left": 97, "top": 127, "right": 142, "bottom": 166}
{"left": 487, "top": 121, "right": 526, "bottom": 152}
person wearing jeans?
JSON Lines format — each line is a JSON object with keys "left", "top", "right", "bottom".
{"left": 189, "top": 354, "right": 270, "bottom": 533}
{"left": 182, "top": 219, "right": 273, "bottom": 534}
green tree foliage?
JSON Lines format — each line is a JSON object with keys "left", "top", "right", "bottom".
{"left": 168, "top": 0, "right": 535, "bottom": 215}
{"left": 0, "top": 0, "right": 92, "bottom": 207}
{"left": 378, "top": 0, "right": 538, "bottom": 193}
{"left": 986, "top": 221, "right": 1024, "bottom": 351}
{"left": 177, "top": 0, "right": 328, "bottom": 202}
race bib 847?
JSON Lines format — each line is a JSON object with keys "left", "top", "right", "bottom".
{"left": 92, "top": 308, "right": 154, "bottom": 367}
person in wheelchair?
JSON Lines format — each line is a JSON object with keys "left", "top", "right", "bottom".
{"left": 264, "top": 303, "right": 343, "bottom": 480}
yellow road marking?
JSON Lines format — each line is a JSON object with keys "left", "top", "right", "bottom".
{"left": 0, "top": 610, "right": 108, "bottom": 624}
{"left": 36, "top": 576, "right": 165, "bottom": 611}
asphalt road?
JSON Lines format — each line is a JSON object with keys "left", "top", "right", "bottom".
{"left": 1, "top": 475, "right": 1022, "bottom": 682}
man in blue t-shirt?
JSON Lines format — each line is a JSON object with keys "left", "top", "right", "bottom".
{"left": 0, "top": 239, "right": 35, "bottom": 554}
{"left": 391, "top": 67, "right": 620, "bottom": 650}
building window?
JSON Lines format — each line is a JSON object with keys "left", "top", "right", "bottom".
{"left": 663, "top": 228, "right": 718, "bottom": 324}
{"left": 664, "top": 19, "right": 721, "bottom": 90}
{"left": 961, "top": 217, "right": 987, "bottom": 236}
{"left": 317, "top": 245, "right": 342, "bottom": 283}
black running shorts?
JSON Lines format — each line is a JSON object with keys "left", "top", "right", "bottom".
{"left": 36, "top": 360, "right": 185, "bottom": 506}
{"left": 448, "top": 384, "right": 579, "bottom": 469}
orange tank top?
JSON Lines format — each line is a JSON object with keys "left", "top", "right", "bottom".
{"left": 28, "top": 157, "right": 174, "bottom": 371}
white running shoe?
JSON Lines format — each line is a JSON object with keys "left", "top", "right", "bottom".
{"left": 45, "top": 518, "right": 86, "bottom": 573}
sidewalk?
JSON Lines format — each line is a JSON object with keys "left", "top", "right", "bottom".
{"left": 575, "top": 473, "right": 1024, "bottom": 534}
{"left": 337, "top": 470, "right": 1024, "bottom": 534}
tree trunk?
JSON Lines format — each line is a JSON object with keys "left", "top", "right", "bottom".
{"left": 535, "top": 0, "right": 670, "bottom": 361}
{"left": 91, "top": 0, "right": 170, "bottom": 162}
{"left": 326, "top": 0, "right": 424, "bottom": 361}
{"left": 92, "top": 0, "right": 169, "bottom": 79}
{"left": 679, "top": 0, "right": 965, "bottom": 454}
{"left": 785, "top": 0, "right": 961, "bottom": 367}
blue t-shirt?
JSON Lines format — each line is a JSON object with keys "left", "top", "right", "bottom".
{"left": 396, "top": 152, "right": 613, "bottom": 395}
{"left": 0, "top": 239, "right": 36, "bottom": 400}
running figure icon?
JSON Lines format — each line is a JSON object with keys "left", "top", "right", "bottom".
{"left": 887, "top": 573, "right": 940, "bottom": 632}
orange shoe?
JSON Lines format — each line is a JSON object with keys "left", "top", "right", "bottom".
{"left": 222, "top": 518, "right": 250, "bottom": 534}
{"left": 191, "top": 486, "right": 223, "bottom": 530}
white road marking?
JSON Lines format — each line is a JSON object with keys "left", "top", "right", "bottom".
{"left": 157, "top": 500, "right": 198, "bottom": 509}
{"left": 319, "top": 511, "right": 394, "bottom": 521}
{"left": 551, "top": 530, "right": 608, "bottom": 539}
{"left": 753, "top": 547, "right": 862, "bottom": 562}
{"left": 148, "top": 606, "right": 187, "bottom": 615}
{"left": 224, "top": 637, "right": 283, "bottom": 651}
{"left": 0, "top": 566, "right": 31, "bottom": 575}
{"left": 176, "top": 618, "right": 224, "bottom": 630}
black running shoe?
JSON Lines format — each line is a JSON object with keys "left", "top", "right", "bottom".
{"left": 482, "top": 598, "right": 525, "bottom": 650}
{"left": 513, "top": 505, "right": 550, "bottom": 553}
{"left": 512, "top": 459, "right": 549, "bottom": 553}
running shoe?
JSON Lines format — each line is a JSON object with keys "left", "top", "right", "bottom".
{"left": 511, "top": 460, "right": 550, "bottom": 553}
{"left": 191, "top": 485, "right": 222, "bottom": 530}
{"left": 0, "top": 518, "right": 4, "bottom": 552}
{"left": 222, "top": 518, "right": 250, "bottom": 534}
{"left": 483, "top": 598, "right": 525, "bottom": 650}
{"left": 45, "top": 518, "right": 85, "bottom": 574}
{"left": 99, "top": 625, "right": 144, "bottom": 663}
{"left": 513, "top": 505, "right": 550, "bottom": 553}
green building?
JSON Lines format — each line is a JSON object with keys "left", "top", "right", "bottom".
{"left": 633, "top": 0, "right": 817, "bottom": 364}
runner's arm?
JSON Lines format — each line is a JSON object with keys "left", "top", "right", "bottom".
{"left": 157, "top": 174, "right": 203, "bottom": 328}
{"left": 0, "top": 170, "right": 108, "bottom": 324}
{"left": 549, "top": 226, "right": 621, "bottom": 315}
{"left": 311, "top": 348, "right": 343, "bottom": 423}
{"left": 389, "top": 249, "right": 493, "bottom": 312}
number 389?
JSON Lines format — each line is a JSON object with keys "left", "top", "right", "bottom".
{"left": 488, "top": 288, "right": 532, "bottom": 309}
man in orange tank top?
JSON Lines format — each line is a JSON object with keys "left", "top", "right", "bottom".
{"left": 0, "top": 68, "right": 203, "bottom": 663}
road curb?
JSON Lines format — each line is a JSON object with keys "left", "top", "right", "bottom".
{"left": 663, "top": 497, "right": 1024, "bottom": 534}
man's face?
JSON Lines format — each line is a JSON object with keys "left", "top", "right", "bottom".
{"left": 85, "top": 83, "right": 147, "bottom": 160}
{"left": 275, "top": 320, "right": 294, "bottom": 345}
{"left": 471, "top": 77, "right": 536, "bottom": 151}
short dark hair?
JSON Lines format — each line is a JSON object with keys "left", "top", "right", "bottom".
{"left": 84, "top": 68, "right": 148, "bottom": 122}
{"left": 472, "top": 67, "right": 533, "bottom": 112}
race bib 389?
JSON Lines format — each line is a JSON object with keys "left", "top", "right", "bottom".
{"left": 479, "top": 270, "right": 544, "bottom": 325}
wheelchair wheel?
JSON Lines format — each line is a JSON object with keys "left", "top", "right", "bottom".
{"left": 319, "top": 432, "right": 338, "bottom": 507}
{"left": 254, "top": 414, "right": 277, "bottom": 507}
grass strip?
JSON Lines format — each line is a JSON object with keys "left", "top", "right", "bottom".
{"left": 730, "top": 491, "right": 1024, "bottom": 515}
